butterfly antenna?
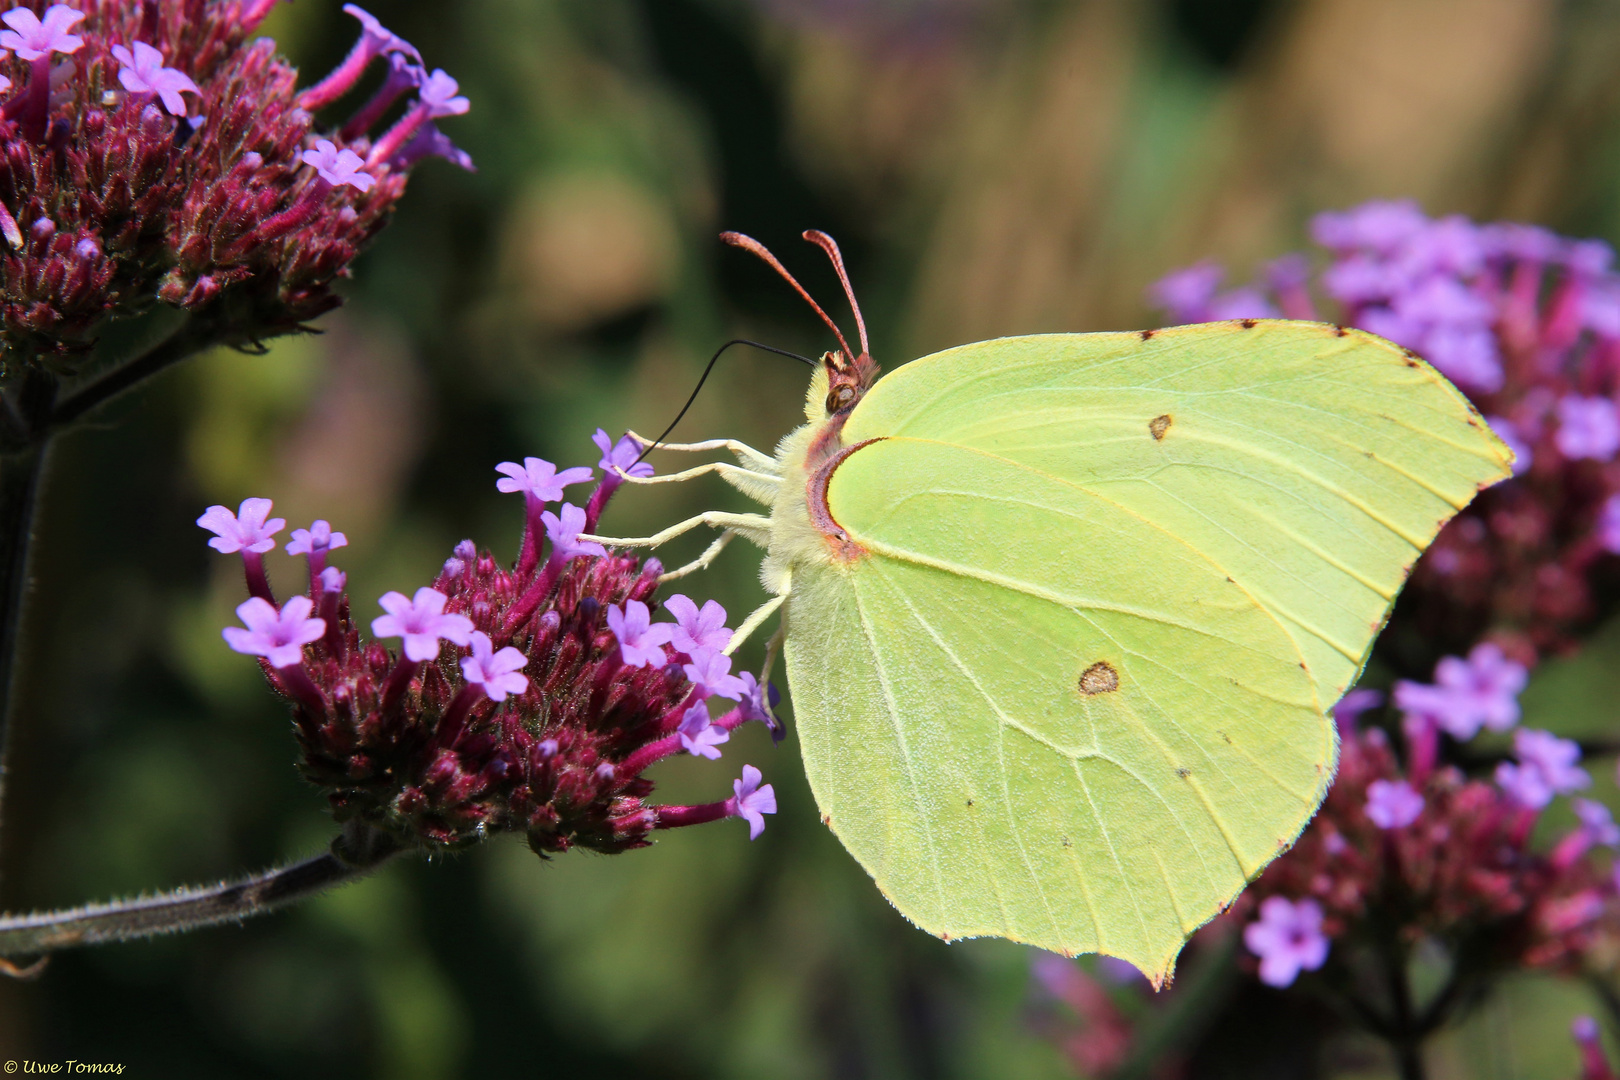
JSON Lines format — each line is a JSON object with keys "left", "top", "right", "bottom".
{"left": 720, "top": 231, "right": 856, "bottom": 363}
{"left": 802, "top": 230, "right": 869, "bottom": 359}
{"left": 631, "top": 338, "right": 816, "bottom": 467}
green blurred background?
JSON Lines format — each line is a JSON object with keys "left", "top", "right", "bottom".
{"left": 8, "top": 0, "right": 1620, "bottom": 1075}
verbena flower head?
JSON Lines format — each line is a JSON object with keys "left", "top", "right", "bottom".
{"left": 203, "top": 433, "right": 779, "bottom": 856}
{"left": 1150, "top": 203, "right": 1620, "bottom": 659}
{"left": 0, "top": 0, "right": 469, "bottom": 374}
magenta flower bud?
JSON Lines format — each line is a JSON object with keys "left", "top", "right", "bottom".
{"left": 1364, "top": 779, "right": 1424, "bottom": 829}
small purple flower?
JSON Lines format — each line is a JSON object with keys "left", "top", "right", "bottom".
{"left": 417, "top": 69, "right": 469, "bottom": 118}
{"left": 1574, "top": 798, "right": 1620, "bottom": 847}
{"left": 1365, "top": 779, "right": 1424, "bottom": 829}
{"left": 319, "top": 566, "right": 346, "bottom": 592}
{"left": 222, "top": 595, "right": 325, "bottom": 668}
{"left": 391, "top": 120, "right": 475, "bottom": 172}
{"left": 730, "top": 764, "right": 777, "bottom": 840}
{"left": 1331, "top": 688, "right": 1384, "bottom": 729}
{"left": 1243, "top": 896, "right": 1329, "bottom": 988}
{"left": 1488, "top": 416, "right": 1533, "bottom": 476}
{"left": 1206, "top": 287, "right": 1279, "bottom": 321}
{"left": 541, "top": 503, "right": 606, "bottom": 562}
{"left": 341, "top": 3, "right": 422, "bottom": 61}
{"left": 495, "top": 457, "right": 594, "bottom": 503}
{"left": 1497, "top": 728, "right": 1590, "bottom": 809}
{"left": 1393, "top": 643, "right": 1526, "bottom": 740}
{"left": 286, "top": 520, "right": 348, "bottom": 557}
{"left": 737, "top": 671, "right": 783, "bottom": 740}
{"left": 110, "top": 41, "right": 199, "bottom": 117}
{"left": 1599, "top": 495, "right": 1620, "bottom": 555}
{"left": 460, "top": 631, "right": 528, "bottom": 702}
{"left": 372, "top": 586, "right": 475, "bottom": 662}
{"left": 198, "top": 498, "right": 285, "bottom": 554}
{"left": 0, "top": 5, "right": 83, "bottom": 60}
{"left": 664, "top": 594, "right": 732, "bottom": 655}
{"left": 1149, "top": 262, "right": 1222, "bottom": 323}
{"left": 1312, "top": 199, "right": 1427, "bottom": 254}
{"left": 677, "top": 701, "right": 729, "bottom": 760}
{"left": 593, "top": 429, "right": 655, "bottom": 480}
{"left": 606, "top": 599, "right": 673, "bottom": 668}
{"left": 1556, "top": 395, "right": 1620, "bottom": 461}
{"left": 301, "top": 139, "right": 375, "bottom": 192}
{"left": 683, "top": 649, "right": 748, "bottom": 702}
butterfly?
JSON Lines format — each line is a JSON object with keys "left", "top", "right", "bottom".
{"left": 584, "top": 229, "right": 1513, "bottom": 985}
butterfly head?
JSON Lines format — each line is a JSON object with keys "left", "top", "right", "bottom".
{"left": 720, "top": 229, "right": 879, "bottom": 418}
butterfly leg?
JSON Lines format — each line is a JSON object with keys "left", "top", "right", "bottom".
{"left": 615, "top": 461, "right": 780, "bottom": 507}
{"left": 657, "top": 530, "right": 737, "bottom": 583}
{"left": 626, "top": 430, "right": 779, "bottom": 473}
{"left": 723, "top": 591, "right": 786, "bottom": 656}
{"left": 578, "top": 510, "right": 772, "bottom": 551}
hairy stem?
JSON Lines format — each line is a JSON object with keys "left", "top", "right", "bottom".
{"left": 50, "top": 315, "right": 221, "bottom": 431}
{"left": 0, "top": 824, "right": 403, "bottom": 958}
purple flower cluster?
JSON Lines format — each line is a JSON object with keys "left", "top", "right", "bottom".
{"left": 0, "top": 1, "right": 473, "bottom": 369}
{"left": 1236, "top": 645, "right": 1620, "bottom": 991}
{"left": 1151, "top": 200, "right": 1620, "bottom": 659}
{"left": 199, "top": 431, "right": 779, "bottom": 854}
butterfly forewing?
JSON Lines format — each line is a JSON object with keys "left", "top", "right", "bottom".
{"left": 838, "top": 322, "right": 1513, "bottom": 707}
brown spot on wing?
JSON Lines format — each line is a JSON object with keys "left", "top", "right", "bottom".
{"left": 1334, "top": 324, "right": 1349, "bottom": 337}
{"left": 1240, "top": 318, "right": 1257, "bottom": 329}
{"left": 1149, "top": 414, "right": 1172, "bottom": 440}
{"left": 1079, "top": 661, "right": 1120, "bottom": 695}
{"left": 1139, "top": 329, "right": 1155, "bottom": 341}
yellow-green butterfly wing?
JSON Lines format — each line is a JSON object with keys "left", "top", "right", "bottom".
{"left": 778, "top": 321, "right": 1511, "bottom": 983}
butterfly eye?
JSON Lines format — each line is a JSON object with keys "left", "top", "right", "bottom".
{"left": 826, "top": 385, "right": 857, "bottom": 413}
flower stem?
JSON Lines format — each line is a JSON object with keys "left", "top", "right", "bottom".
{"left": 0, "top": 823, "right": 403, "bottom": 959}
{"left": 0, "top": 441, "right": 45, "bottom": 819}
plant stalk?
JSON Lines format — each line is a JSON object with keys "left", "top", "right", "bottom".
{"left": 0, "top": 824, "right": 403, "bottom": 959}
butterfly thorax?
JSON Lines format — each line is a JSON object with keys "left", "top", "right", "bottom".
{"left": 760, "top": 357, "right": 880, "bottom": 594}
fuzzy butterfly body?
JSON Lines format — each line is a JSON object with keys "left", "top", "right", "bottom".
{"left": 596, "top": 232, "right": 1513, "bottom": 985}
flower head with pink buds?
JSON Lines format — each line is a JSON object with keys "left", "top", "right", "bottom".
{"left": 286, "top": 520, "right": 348, "bottom": 557}
{"left": 683, "top": 648, "right": 747, "bottom": 702}
{"left": 665, "top": 594, "right": 732, "bottom": 656}
{"left": 730, "top": 765, "right": 777, "bottom": 840}
{"left": 1243, "top": 896, "right": 1329, "bottom": 987}
{"left": 302, "top": 139, "right": 374, "bottom": 192}
{"left": 460, "top": 632, "right": 528, "bottom": 703}
{"left": 223, "top": 595, "right": 325, "bottom": 669}
{"left": 496, "top": 457, "right": 594, "bottom": 504}
{"left": 198, "top": 498, "right": 285, "bottom": 554}
{"left": 111, "top": 41, "right": 198, "bottom": 117}
{"left": 372, "top": 587, "right": 474, "bottom": 662}
{"left": 542, "top": 504, "right": 606, "bottom": 563}
{"left": 678, "top": 702, "right": 729, "bottom": 760}
{"left": 606, "top": 599, "right": 673, "bottom": 668}
{"left": 0, "top": 5, "right": 82, "bottom": 60}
